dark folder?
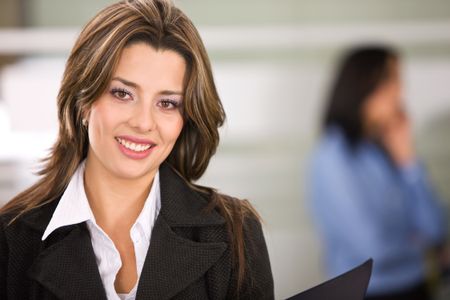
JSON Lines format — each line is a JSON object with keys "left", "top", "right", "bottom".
{"left": 286, "top": 259, "right": 373, "bottom": 300}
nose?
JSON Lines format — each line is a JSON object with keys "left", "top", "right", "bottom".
{"left": 129, "top": 104, "right": 156, "bottom": 132}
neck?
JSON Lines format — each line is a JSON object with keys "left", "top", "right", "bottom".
{"left": 83, "top": 158, "right": 155, "bottom": 234}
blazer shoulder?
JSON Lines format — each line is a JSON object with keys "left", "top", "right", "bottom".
{"left": 219, "top": 194, "right": 262, "bottom": 228}
{"left": 226, "top": 200, "right": 274, "bottom": 299}
{"left": 0, "top": 208, "right": 16, "bottom": 227}
{"left": 0, "top": 200, "right": 58, "bottom": 236}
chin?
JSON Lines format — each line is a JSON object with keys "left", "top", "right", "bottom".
{"left": 107, "top": 161, "right": 155, "bottom": 180}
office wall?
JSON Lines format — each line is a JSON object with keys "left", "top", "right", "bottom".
{"left": 1, "top": 1, "right": 450, "bottom": 298}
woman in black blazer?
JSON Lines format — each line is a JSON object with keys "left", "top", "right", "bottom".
{"left": 0, "top": 0, "right": 274, "bottom": 299}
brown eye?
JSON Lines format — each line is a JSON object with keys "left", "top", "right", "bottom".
{"left": 111, "top": 88, "right": 132, "bottom": 101}
{"left": 158, "top": 99, "right": 179, "bottom": 110}
{"left": 117, "top": 91, "right": 127, "bottom": 99}
{"left": 160, "top": 101, "right": 172, "bottom": 108}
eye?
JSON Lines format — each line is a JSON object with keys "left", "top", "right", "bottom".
{"left": 158, "top": 99, "right": 180, "bottom": 110}
{"left": 111, "top": 88, "right": 133, "bottom": 101}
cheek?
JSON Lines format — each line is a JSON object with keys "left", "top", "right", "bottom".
{"left": 88, "top": 102, "right": 122, "bottom": 141}
{"left": 158, "top": 114, "right": 184, "bottom": 144}
{"left": 367, "top": 84, "right": 400, "bottom": 122}
{"left": 364, "top": 96, "right": 390, "bottom": 125}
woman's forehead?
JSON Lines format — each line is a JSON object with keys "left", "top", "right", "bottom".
{"left": 112, "top": 43, "right": 186, "bottom": 93}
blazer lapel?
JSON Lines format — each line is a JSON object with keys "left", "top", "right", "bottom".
{"left": 22, "top": 162, "right": 227, "bottom": 300}
{"left": 27, "top": 223, "right": 107, "bottom": 300}
{"left": 136, "top": 163, "right": 228, "bottom": 299}
{"left": 136, "top": 216, "right": 227, "bottom": 299}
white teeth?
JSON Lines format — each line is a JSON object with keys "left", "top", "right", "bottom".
{"left": 116, "top": 138, "right": 152, "bottom": 152}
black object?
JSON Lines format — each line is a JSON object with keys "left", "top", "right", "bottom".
{"left": 0, "top": 163, "right": 274, "bottom": 300}
{"left": 287, "top": 259, "right": 373, "bottom": 300}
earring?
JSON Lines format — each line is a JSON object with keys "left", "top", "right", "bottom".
{"left": 82, "top": 118, "right": 88, "bottom": 127}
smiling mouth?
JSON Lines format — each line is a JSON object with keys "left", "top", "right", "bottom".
{"left": 115, "top": 137, "right": 155, "bottom": 152}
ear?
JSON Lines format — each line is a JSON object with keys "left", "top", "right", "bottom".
{"left": 81, "top": 109, "right": 91, "bottom": 128}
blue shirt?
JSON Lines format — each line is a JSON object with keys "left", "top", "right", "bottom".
{"left": 308, "top": 127, "right": 446, "bottom": 295}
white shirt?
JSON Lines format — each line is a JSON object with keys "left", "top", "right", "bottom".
{"left": 42, "top": 161, "right": 161, "bottom": 300}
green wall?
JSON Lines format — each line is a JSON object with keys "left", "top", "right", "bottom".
{"left": 25, "top": 0, "right": 450, "bottom": 27}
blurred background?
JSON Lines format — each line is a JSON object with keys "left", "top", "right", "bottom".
{"left": 0, "top": 0, "right": 449, "bottom": 299}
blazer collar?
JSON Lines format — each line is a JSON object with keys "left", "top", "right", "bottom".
{"left": 24, "top": 162, "right": 227, "bottom": 299}
{"left": 20, "top": 200, "right": 59, "bottom": 234}
{"left": 28, "top": 223, "right": 107, "bottom": 299}
{"left": 158, "top": 162, "right": 225, "bottom": 227}
{"left": 136, "top": 213, "right": 227, "bottom": 299}
{"left": 136, "top": 163, "right": 228, "bottom": 299}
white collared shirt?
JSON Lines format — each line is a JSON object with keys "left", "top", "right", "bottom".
{"left": 42, "top": 161, "right": 161, "bottom": 300}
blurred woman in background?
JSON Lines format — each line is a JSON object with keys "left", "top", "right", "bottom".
{"left": 0, "top": 0, "right": 273, "bottom": 299}
{"left": 309, "top": 46, "right": 447, "bottom": 300}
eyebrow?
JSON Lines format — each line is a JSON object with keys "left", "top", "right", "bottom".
{"left": 111, "top": 77, "right": 183, "bottom": 95}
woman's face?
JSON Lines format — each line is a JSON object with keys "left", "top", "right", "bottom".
{"left": 85, "top": 42, "right": 185, "bottom": 180}
{"left": 362, "top": 60, "right": 405, "bottom": 140}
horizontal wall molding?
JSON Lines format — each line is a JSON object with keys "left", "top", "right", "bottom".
{"left": 1, "top": 21, "right": 450, "bottom": 55}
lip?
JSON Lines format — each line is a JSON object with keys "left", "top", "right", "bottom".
{"left": 115, "top": 135, "right": 156, "bottom": 160}
{"left": 116, "top": 135, "right": 155, "bottom": 144}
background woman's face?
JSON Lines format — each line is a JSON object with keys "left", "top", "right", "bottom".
{"left": 361, "top": 60, "right": 405, "bottom": 140}
{"left": 85, "top": 42, "right": 185, "bottom": 180}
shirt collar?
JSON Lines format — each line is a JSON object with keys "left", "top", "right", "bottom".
{"left": 42, "top": 161, "right": 161, "bottom": 241}
{"left": 132, "top": 171, "right": 160, "bottom": 242}
{"left": 42, "top": 161, "right": 93, "bottom": 240}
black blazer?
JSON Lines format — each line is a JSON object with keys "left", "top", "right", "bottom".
{"left": 0, "top": 163, "right": 274, "bottom": 299}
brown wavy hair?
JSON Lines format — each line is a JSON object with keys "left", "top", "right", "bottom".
{"left": 0, "top": 0, "right": 258, "bottom": 290}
